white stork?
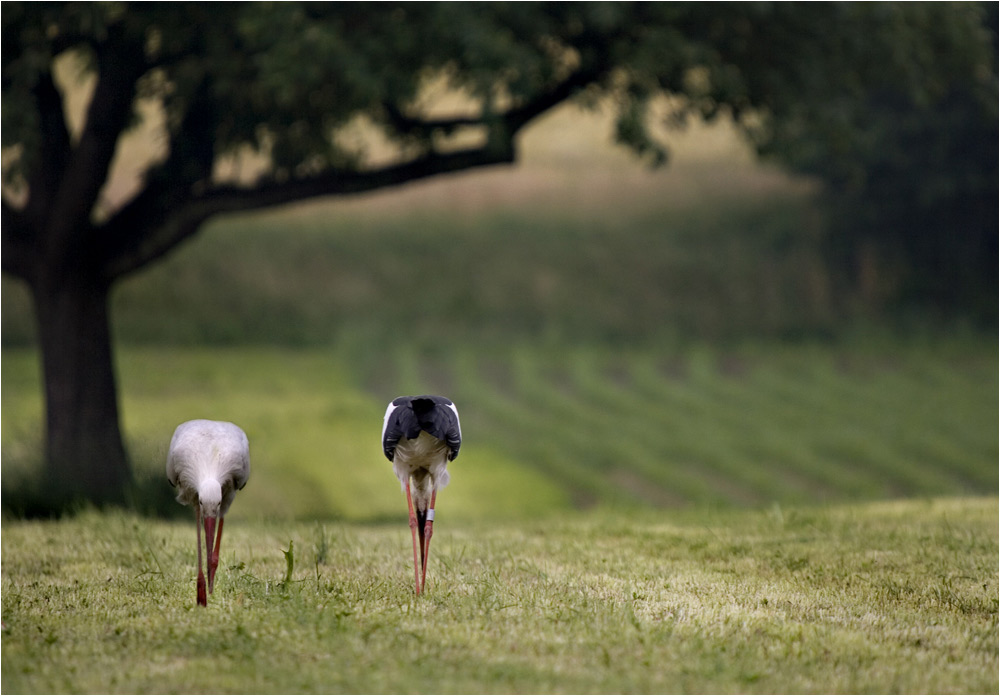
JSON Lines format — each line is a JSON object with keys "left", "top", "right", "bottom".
{"left": 166, "top": 419, "right": 250, "bottom": 607}
{"left": 381, "top": 395, "right": 461, "bottom": 594}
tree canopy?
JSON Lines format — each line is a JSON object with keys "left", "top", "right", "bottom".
{"left": 2, "top": 2, "right": 995, "bottom": 507}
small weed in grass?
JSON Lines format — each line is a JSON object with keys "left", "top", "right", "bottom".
{"left": 281, "top": 540, "right": 295, "bottom": 587}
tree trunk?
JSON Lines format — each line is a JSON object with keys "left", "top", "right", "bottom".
{"left": 32, "top": 270, "right": 130, "bottom": 507}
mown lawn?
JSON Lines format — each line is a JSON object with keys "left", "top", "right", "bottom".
{"left": 2, "top": 497, "right": 996, "bottom": 694}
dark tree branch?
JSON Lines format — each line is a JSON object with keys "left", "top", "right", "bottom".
{"left": 24, "top": 67, "right": 72, "bottom": 228}
{"left": 383, "top": 102, "right": 487, "bottom": 137}
{"left": 155, "top": 77, "right": 217, "bottom": 187}
{"left": 42, "top": 24, "right": 147, "bottom": 261}
{"left": 48, "top": 30, "right": 99, "bottom": 58}
{"left": 383, "top": 65, "right": 607, "bottom": 138}
{"left": 101, "top": 140, "right": 517, "bottom": 280}
{"left": 505, "top": 65, "right": 606, "bottom": 132}
{"left": 2, "top": 200, "right": 35, "bottom": 280}
{"left": 101, "top": 65, "right": 607, "bottom": 282}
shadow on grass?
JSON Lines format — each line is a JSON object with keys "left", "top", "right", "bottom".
{"left": 2, "top": 464, "right": 186, "bottom": 520}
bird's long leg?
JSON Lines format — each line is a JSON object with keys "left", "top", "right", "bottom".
{"left": 405, "top": 480, "right": 422, "bottom": 595}
{"left": 416, "top": 506, "right": 426, "bottom": 580}
{"left": 208, "top": 517, "right": 225, "bottom": 594}
{"left": 195, "top": 508, "right": 207, "bottom": 607}
{"left": 420, "top": 489, "right": 437, "bottom": 593}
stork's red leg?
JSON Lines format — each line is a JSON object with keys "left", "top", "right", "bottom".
{"left": 208, "top": 517, "right": 224, "bottom": 594}
{"left": 421, "top": 490, "right": 437, "bottom": 592}
{"left": 405, "top": 481, "right": 422, "bottom": 594}
{"left": 195, "top": 508, "right": 207, "bottom": 607}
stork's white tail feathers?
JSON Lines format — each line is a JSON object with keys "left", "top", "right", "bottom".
{"left": 391, "top": 431, "right": 451, "bottom": 511}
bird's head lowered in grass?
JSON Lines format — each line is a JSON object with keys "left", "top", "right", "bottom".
{"left": 198, "top": 478, "right": 223, "bottom": 518}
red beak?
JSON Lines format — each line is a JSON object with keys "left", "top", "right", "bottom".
{"left": 198, "top": 516, "right": 217, "bottom": 606}
{"left": 204, "top": 516, "right": 217, "bottom": 572}
{"left": 204, "top": 515, "right": 217, "bottom": 542}
{"left": 195, "top": 509, "right": 213, "bottom": 607}
{"left": 205, "top": 516, "right": 220, "bottom": 593}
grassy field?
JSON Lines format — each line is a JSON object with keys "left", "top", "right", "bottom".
{"left": 2, "top": 497, "right": 996, "bottom": 694}
{"left": 2, "top": 189, "right": 834, "bottom": 348}
{"left": 5, "top": 102, "right": 993, "bottom": 519}
{"left": 1, "top": 94, "right": 997, "bottom": 695}
{"left": 2, "top": 339, "right": 995, "bottom": 521}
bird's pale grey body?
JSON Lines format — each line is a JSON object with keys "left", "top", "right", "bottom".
{"left": 166, "top": 418, "right": 250, "bottom": 606}
{"left": 166, "top": 419, "right": 250, "bottom": 517}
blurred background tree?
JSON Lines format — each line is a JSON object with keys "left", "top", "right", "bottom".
{"left": 2, "top": 2, "right": 995, "bottom": 507}
{"left": 719, "top": 3, "right": 998, "bottom": 320}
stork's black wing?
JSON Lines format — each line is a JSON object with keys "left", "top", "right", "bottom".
{"left": 412, "top": 396, "right": 461, "bottom": 461}
{"left": 381, "top": 397, "right": 408, "bottom": 461}
{"left": 381, "top": 395, "right": 461, "bottom": 461}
